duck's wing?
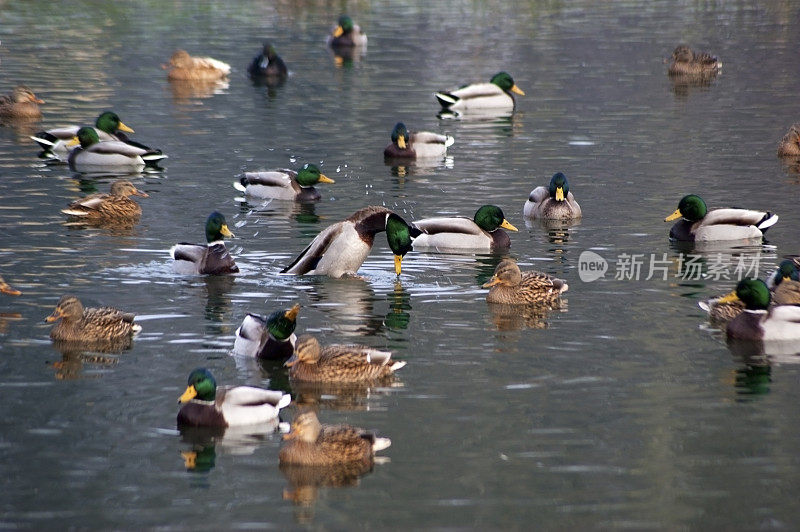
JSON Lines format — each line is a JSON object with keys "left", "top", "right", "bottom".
{"left": 410, "top": 131, "right": 454, "bottom": 147}
{"left": 170, "top": 242, "right": 207, "bottom": 263}
{"left": 62, "top": 193, "right": 112, "bottom": 215}
{"left": 527, "top": 186, "right": 549, "bottom": 204}
{"left": 281, "top": 222, "right": 346, "bottom": 274}
{"left": 773, "top": 280, "right": 800, "bottom": 306}
{"left": 324, "top": 345, "right": 394, "bottom": 366}
{"left": 194, "top": 56, "right": 231, "bottom": 75}
{"left": 221, "top": 386, "right": 291, "bottom": 409}
{"left": 242, "top": 170, "right": 293, "bottom": 187}
{"left": 437, "top": 82, "right": 503, "bottom": 106}
{"left": 412, "top": 217, "right": 484, "bottom": 237}
{"left": 701, "top": 208, "right": 777, "bottom": 229}
{"left": 87, "top": 140, "right": 151, "bottom": 157}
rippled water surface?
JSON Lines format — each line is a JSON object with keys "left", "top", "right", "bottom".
{"left": 2, "top": 1, "right": 800, "bottom": 528}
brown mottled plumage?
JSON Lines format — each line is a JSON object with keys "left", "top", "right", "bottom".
{"left": 772, "top": 278, "right": 800, "bottom": 306}
{"left": 777, "top": 124, "right": 800, "bottom": 157}
{"left": 0, "top": 86, "right": 44, "bottom": 119}
{"left": 483, "top": 258, "right": 568, "bottom": 305}
{"left": 0, "top": 275, "right": 21, "bottom": 296}
{"left": 163, "top": 50, "right": 231, "bottom": 81}
{"left": 667, "top": 45, "right": 721, "bottom": 76}
{"left": 286, "top": 335, "right": 406, "bottom": 383}
{"left": 45, "top": 295, "right": 140, "bottom": 346}
{"left": 279, "top": 411, "right": 390, "bottom": 466}
{"left": 699, "top": 296, "right": 745, "bottom": 327}
{"left": 61, "top": 180, "right": 148, "bottom": 224}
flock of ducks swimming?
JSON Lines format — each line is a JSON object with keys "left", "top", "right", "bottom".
{"left": 3, "top": 33, "right": 800, "bottom": 471}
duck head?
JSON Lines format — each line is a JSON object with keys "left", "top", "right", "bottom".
{"left": 179, "top": 368, "right": 217, "bottom": 402}
{"left": 482, "top": 259, "right": 522, "bottom": 288}
{"left": 548, "top": 172, "right": 570, "bottom": 202}
{"left": 45, "top": 295, "right": 84, "bottom": 323}
{"left": 283, "top": 411, "right": 322, "bottom": 443}
{"left": 386, "top": 212, "right": 415, "bottom": 275}
{"left": 285, "top": 334, "right": 320, "bottom": 367}
{"left": 333, "top": 15, "right": 355, "bottom": 37}
{"left": 266, "top": 303, "right": 300, "bottom": 341}
{"left": 205, "top": 211, "right": 234, "bottom": 243}
{"left": 474, "top": 205, "right": 518, "bottom": 233}
{"left": 295, "top": 164, "right": 335, "bottom": 188}
{"left": 95, "top": 111, "right": 134, "bottom": 135}
{"left": 490, "top": 72, "right": 525, "bottom": 95}
{"left": 665, "top": 194, "right": 707, "bottom": 222}
{"left": 390, "top": 122, "right": 410, "bottom": 150}
{"left": 718, "top": 278, "right": 771, "bottom": 311}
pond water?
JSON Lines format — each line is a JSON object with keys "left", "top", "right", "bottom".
{"left": 2, "top": 0, "right": 800, "bottom": 528}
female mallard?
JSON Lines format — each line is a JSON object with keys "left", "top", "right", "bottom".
{"left": 0, "top": 86, "right": 44, "bottom": 119}
{"left": 286, "top": 334, "right": 406, "bottom": 383}
{"left": 435, "top": 72, "right": 525, "bottom": 112}
{"left": 0, "top": 275, "right": 21, "bottom": 296}
{"left": 163, "top": 49, "right": 231, "bottom": 81}
{"left": 281, "top": 206, "right": 415, "bottom": 277}
{"left": 279, "top": 411, "right": 391, "bottom": 466}
{"left": 769, "top": 259, "right": 800, "bottom": 305}
{"left": 383, "top": 122, "right": 454, "bottom": 159}
{"left": 483, "top": 258, "right": 568, "bottom": 305}
{"left": 61, "top": 179, "right": 148, "bottom": 224}
{"left": 234, "top": 164, "right": 334, "bottom": 202}
{"left": 247, "top": 42, "right": 287, "bottom": 79}
{"left": 327, "top": 15, "right": 368, "bottom": 48}
{"left": 719, "top": 278, "right": 800, "bottom": 341}
{"left": 523, "top": 172, "right": 582, "bottom": 220}
{"left": 664, "top": 194, "right": 778, "bottom": 242}
{"left": 233, "top": 304, "right": 300, "bottom": 359}
{"left": 171, "top": 211, "right": 239, "bottom": 275}
{"left": 667, "top": 45, "right": 722, "bottom": 76}
{"left": 177, "top": 368, "right": 291, "bottom": 428}
{"left": 411, "top": 205, "right": 517, "bottom": 252}
{"left": 45, "top": 295, "right": 141, "bottom": 343}
{"left": 777, "top": 124, "right": 800, "bottom": 157}
{"left": 67, "top": 126, "right": 166, "bottom": 173}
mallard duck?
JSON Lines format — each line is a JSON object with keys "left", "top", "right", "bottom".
{"left": 383, "top": 122, "right": 454, "bottom": 159}
{"left": 698, "top": 295, "right": 746, "bottom": 326}
{"left": 435, "top": 72, "right": 525, "bottom": 112}
{"left": 327, "top": 15, "right": 368, "bottom": 48}
{"left": 281, "top": 205, "right": 415, "bottom": 277}
{"left": 664, "top": 194, "right": 778, "bottom": 242}
{"left": 718, "top": 279, "right": 800, "bottom": 341}
{"left": 411, "top": 205, "right": 517, "bottom": 252}
{"left": 61, "top": 179, "right": 148, "bottom": 223}
{"left": 67, "top": 126, "right": 166, "bottom": 173}
{"left": 0, "top": 275, "right": 21, "bottom": 296}
{"left": 769, "top": 259, "right": 800, "bottom": 305}
{"left": 285, "top": 334, "right": 406, "bottom": 383}
{"left": 523, "top": 172, "right": 582, "bottom": 220}
{"left": 163, "top": 49, "right": 231, "bottom": 81}
{"left": 177, "top": 368, "right": 291, "bottom": 428}
{"left": 247, "top": 42, "right": 287, "bottom": 79}
{"left": 667, "top": 45, "right": 722, "bottom": 76}
{"left": 483, "top": 258, "right": 568, "bottom": 305}
{"left": 171, "top": 211, "right": 238, "bottom": 275}
{"left": 777, "top": 124, "right": 800, "bottom": 157}
{"left": 45, "top": 295, "right": 141, "bottom": 343}
{"left": 0, "top": 86, "right": 44, "bottom": 119}
{"left": 234, "top": 164, "right": 334, "bottom": 202}
{"left": 233, "top": 304, "right": 300, "bottom": 359}
{"left": 279, "top": 411, "right": 391, "bottom": 466}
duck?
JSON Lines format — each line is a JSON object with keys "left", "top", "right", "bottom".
{"left": 281, "top": 205, "right": 415, "bottom": 277}
{"left": 435, "top": 72, "right": 525, "bottom": 112}
{"left": 45, "top": 295, "right": 141, "bottom": 343}
{"left": 163, "top": 49, "right": 231, "bottom": 81}
{"left": 698, "top": 295, "right": 746, "bottom": 326}
{"left": 664, "top": 194, "right": 778, "bottom": 242}
{"left": 0, "top": 86, "right": 44, "bottom": 119}
{"left": 327, "top": 15, "right": 368, "bottom": 48}
{"left": 61, "top": 179, "right": 148, "bottom": 224}
{"left": 285, "top": 334, "right": 406, "bottom": 383}
{"left": 483, "top": 258, "right": 568, "bottom": 305}
{"left": 177, "top": 368, "right": 291, "bottom": 428}
{"left": 667, "top": 45, "right": 722, "bottom": 76}
{"left": 233, "top": 164, "right": 335, "bottom": 202}
{"left": 769, "top": 259, "right": 800, "bottom": 305}
{"left": 67, "top": 126, "right": 166, "bottom": 173}
{"left": 523, "top": 172, "right": 582, "bottom": 220}
{"left": 0, "top": 275, "right": 21, "bottom": 296}
{"left": 171, "top": 211, "right": 239, "bottom": 275}
{"left": 233, "top": 304, "right": 300, "bottom": 359}
{"left": 383, "top": 122, "right": 454, "bottom": 159}
{"left": 718, "top": 279, "right": 800, "bottom": 341}
{"left": 247, "top": 42, "right": 288, "bottom": 79}
{"left": 411, "top": 205, "right": 517, "bottom": 252}
{"left": 777, "top": 124, "right": 800, "bottom": 157}
{"left": 279, "top": 411, "right": 391, "bottom": 466}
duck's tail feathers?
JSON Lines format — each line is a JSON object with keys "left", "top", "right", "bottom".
{"left": 443, "top": 135, "right": 455, "bottom": 148}
{"left": 30, "top": 132, "right": 58, "bottom": 149}
{"left": 698, "top": 301, "right": 711, "bottom": 313}
{"left": 390, "top": 361, "right": 407, "bottom": 372}
{"left": 276, "top": 393, "right": 292, "bottom": 410}
{"left": 132, "top": 323, "right": 143, "bottom": 335}
{"left": 757, "top": 213, "right": 779, "bottom": 232}
{"left": 372, "top": 437, "right": 392, "bottom": 452}
{"left": 142, "top": 152, "right": 167, "bottom": 163}
{"left": 233, "top": 178, "right": 248, "bottom": 192}
{"left": 435, "top": 91, "right": 458, "bottom": 108}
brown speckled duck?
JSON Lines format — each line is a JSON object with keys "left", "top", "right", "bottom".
{"left": 61, "top": 180, "right": 148, "bottom": 224}
{"left": 286, "top": 334, "right": 406, "bottom": 383}
{"left": 0, "top": 86, "right": 44, "bottom": 119}
{"left": 667, "top": 45, "right": 721, "bottom": 76}
{"left": 279, "top": 411, "right": 391, "bottom": 466}
{"left": 483, "top": 258, "right": 568, "bottom": 305}
{"left": 45, "top": 295, "right": 141, "bottom": 343}
{"left": 777, "top": 124, "right": 800, "bottom": 157}
{"left": 163, "top": 50, "right": 231, "bottom": 81}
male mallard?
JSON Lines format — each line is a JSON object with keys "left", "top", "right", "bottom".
{"left": 171, "top": 211, "right": 239, "bottom": 275}
{"left": 327, "top": 15, "right": 368, "bottom": 48}
{"left": 61, "top": 179, "right": 148, "bottom": 224}
{"left": 45, "top": 295, "right": 141, "bottom": 343}
{"left": 163, "top": 49, "right": 231, "bottom": 81}
{"left": 234, "top": 164, "right": 334, "bottom": 202}
{"left": 286, "top": 334, "right": 406, "bottom": 383}
{"left": 177, "top": 368, "right": 291, "bottom": 428}
{"left": 667, "top": 45, "right": 722, "bottom": 76}
{"left": 279, "top": 411, "right": 391, "bottom": 466}
{"left": 523, "top": 172, "right": 582, "bottom": 220}
{"left": 664, "top": 194, "right": 778, "bottom": 242}
{"left": 281, "top": 205, "right": 415, "bottom": 277}
{"left": 483, "top": 258, "right": 568, "bottom": 305}
{"left": 247, "top": 42, "right": 288, "bottom": 79}
{"left": 383, "top": 122, "right": 454, "bottom": 159}
{"left": 0, "top": 275, "right": 21, "bottom": 296}
{"left": 719, "top": 279, "right": 800, "bottom": 341}
{"left": 233, "top": 304, "right": 300, "bottom": 359}
{"left": 67, "top": 126, "right": 166, "bottom": 173}
{"left": 0, "top": 86, "right": 44, "bottom": 119}
{"left": 411, "top": 205, "right": 517, "bottom": 252}
{"left": 777, "top": 124, "right": 800, "bottom": 157}
{"left": 435, "top": 72, "right": 525, "bottom": 112}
